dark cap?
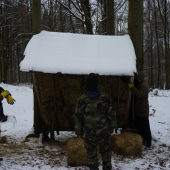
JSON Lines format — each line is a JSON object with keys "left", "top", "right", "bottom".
{"left": 85, "top": 73, "right": 99, "bottom": 88}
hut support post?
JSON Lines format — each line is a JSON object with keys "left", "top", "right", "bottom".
{"left": 32, "top": 72, "right": 44, "bottom": 138}
{"left": 123, "top": 76, "right": 134, "bottom": 130}
{"left": 33, "top": 72, "right": 42, "bottom": 112}
{"left": 132, "top": 94, "right": 135, "bottom": 120}
{"left": 116, "top": 76, "right": 121, "bottom": 134}
{"left": 104, "top": 76, "right": 106, "bottom": 91}
{"left": 52, "top": 74, "right": 59, "bottom": 135}
{"left": 50, "top": 131, "right": 55, "bottom": 140}
{"left": 64, "top": 75, "right": 73, "bottom": 129}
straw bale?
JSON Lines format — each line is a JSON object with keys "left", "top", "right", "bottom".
{"left": 67, "top": 137, "right": 101, "bottom": 166}
{"left": 111, "top": 132, "right": 143, "bottom": 156}
{"left": 36, "top": 73, "right": 130, "bottom": 130}
{"left": 67, "top": 138, "right": 88, "bottom": 166}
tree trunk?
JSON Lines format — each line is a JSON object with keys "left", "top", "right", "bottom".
{"left": 81, "top": 0, "right": 93, "bottom": 34}
{"left": 32, "top": 0, "right": 42, "bottom": 34}
{"left": 157, "top": 0, "right": 169, "bottom": 89}
{"left": 153, "top": 0, "right": 160, "bottom": 88}
{"left": 32, "top": 0, "right": 42, "bottom": 137}
{"left": 69, "top": 1, "right": 75, "bottom": 33}
{"left": 148, "top": 1, "right": 153, "bottom": 87}
{"left": 59, "top": 4, "right": 64, "bottom": 32}
{"left": 106, "top": 0, "right": 115, "bottom": 35}
{"left": 164, "top": 0, "right": 169, "bottom": 89}
{"left": 128, "top": 0, "right": 143, "bottom": 71}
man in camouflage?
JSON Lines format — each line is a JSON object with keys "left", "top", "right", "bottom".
{"left": 75, "top": 73, "right": 117, "bottom": 170}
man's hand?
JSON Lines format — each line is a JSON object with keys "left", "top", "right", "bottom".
{"left": 6, "top": 95, "right": 15, "bottom": 105}
{"left": 79, "top": 136, "right": 83, "bottom": 140}
{"left": 128, "top": 83, "right": 134, "bottom": 88}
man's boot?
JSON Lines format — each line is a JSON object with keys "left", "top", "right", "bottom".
{"left": 0, "top": 115, "right": 7, "bottom": 122}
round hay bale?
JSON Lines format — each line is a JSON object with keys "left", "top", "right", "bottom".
{"left": 111, "top": 132, "right": 143, "bottom": 156}
{"left": 67, "top": 138, "right": 88, "bottom": 166}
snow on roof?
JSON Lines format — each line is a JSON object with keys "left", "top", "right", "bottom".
{"left": 20, "top": 30, "right": 137, "bottom": 76}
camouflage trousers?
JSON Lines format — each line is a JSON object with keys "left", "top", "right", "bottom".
{"left": 83, "top": 135, "right": 112, "bottom": 170}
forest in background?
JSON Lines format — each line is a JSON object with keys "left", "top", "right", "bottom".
{"left": 0, "top": 0, "right": 170, "bottom": 89}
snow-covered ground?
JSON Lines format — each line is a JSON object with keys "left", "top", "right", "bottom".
{"left": 0, "top": 83, "right": 170, "bottom": 170}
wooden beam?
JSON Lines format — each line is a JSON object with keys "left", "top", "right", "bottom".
{"left": 52, "top": 74, "right": 59, "bottom": 135}
{"left": 33, "top": 72, "right": 42, "bottom": 113}
{"left": 117, "top": 76, "right": 120, "bottom": 115}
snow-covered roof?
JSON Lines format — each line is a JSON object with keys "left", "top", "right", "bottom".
{"left": 20, "top": 30, "right": 137, "bottom": 76}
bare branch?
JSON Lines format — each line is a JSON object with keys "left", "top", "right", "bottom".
{"left": 114, "top": 0, "right": 127, "bottom": 13}
{"left": 116, "top": 6, "right": 127, "bottom": 21}
{"left": 70, "top": 0, "right": 84, "bottom": 16}
{"left": 56, "top": 0, "right": 85, "bottom": 23}
{"left": 42, "top": 24, "right": 52, "bottom": 31}
{"left": 15, "top": 33, "right": 32, "bottom": 40}
{"left": 12, "top": 0, "right": 30, "bottom": 7}
{"left": 0, "top": 25, "right": 20, "bottom": 28}
{"left": 0, "top": 3, "right": 13, "bottom": 8}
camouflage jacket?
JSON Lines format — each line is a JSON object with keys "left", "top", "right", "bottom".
{"left": 74, "top": 92, "right": 117, "bottom": 137}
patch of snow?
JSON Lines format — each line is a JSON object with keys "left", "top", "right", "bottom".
{"left": 0, "top": 83, "right": 170, "bottom": 169}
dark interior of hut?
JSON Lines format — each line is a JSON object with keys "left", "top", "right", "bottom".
{"left": 33, "top": 72, "right": 136, "bottom": 139}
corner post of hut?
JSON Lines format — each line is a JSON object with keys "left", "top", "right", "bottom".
{"left": 122, "top": 76, "right": 134, "bottom": 132}
{"left": 52, "top": 74, "right": 59, "bottom": 136}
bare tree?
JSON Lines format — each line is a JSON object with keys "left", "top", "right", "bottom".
{"left": 106, "top": 0, "right": 115, "bottom": 35}
{"left": 128, "top": 0, "right": 144, "bottom": 71}
{"left": 32, "top": 0, "right": 43, "bottom": 138}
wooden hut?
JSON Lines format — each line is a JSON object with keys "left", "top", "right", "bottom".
{"left": 20, "top": 31, "right": 137, "bottom": 135}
